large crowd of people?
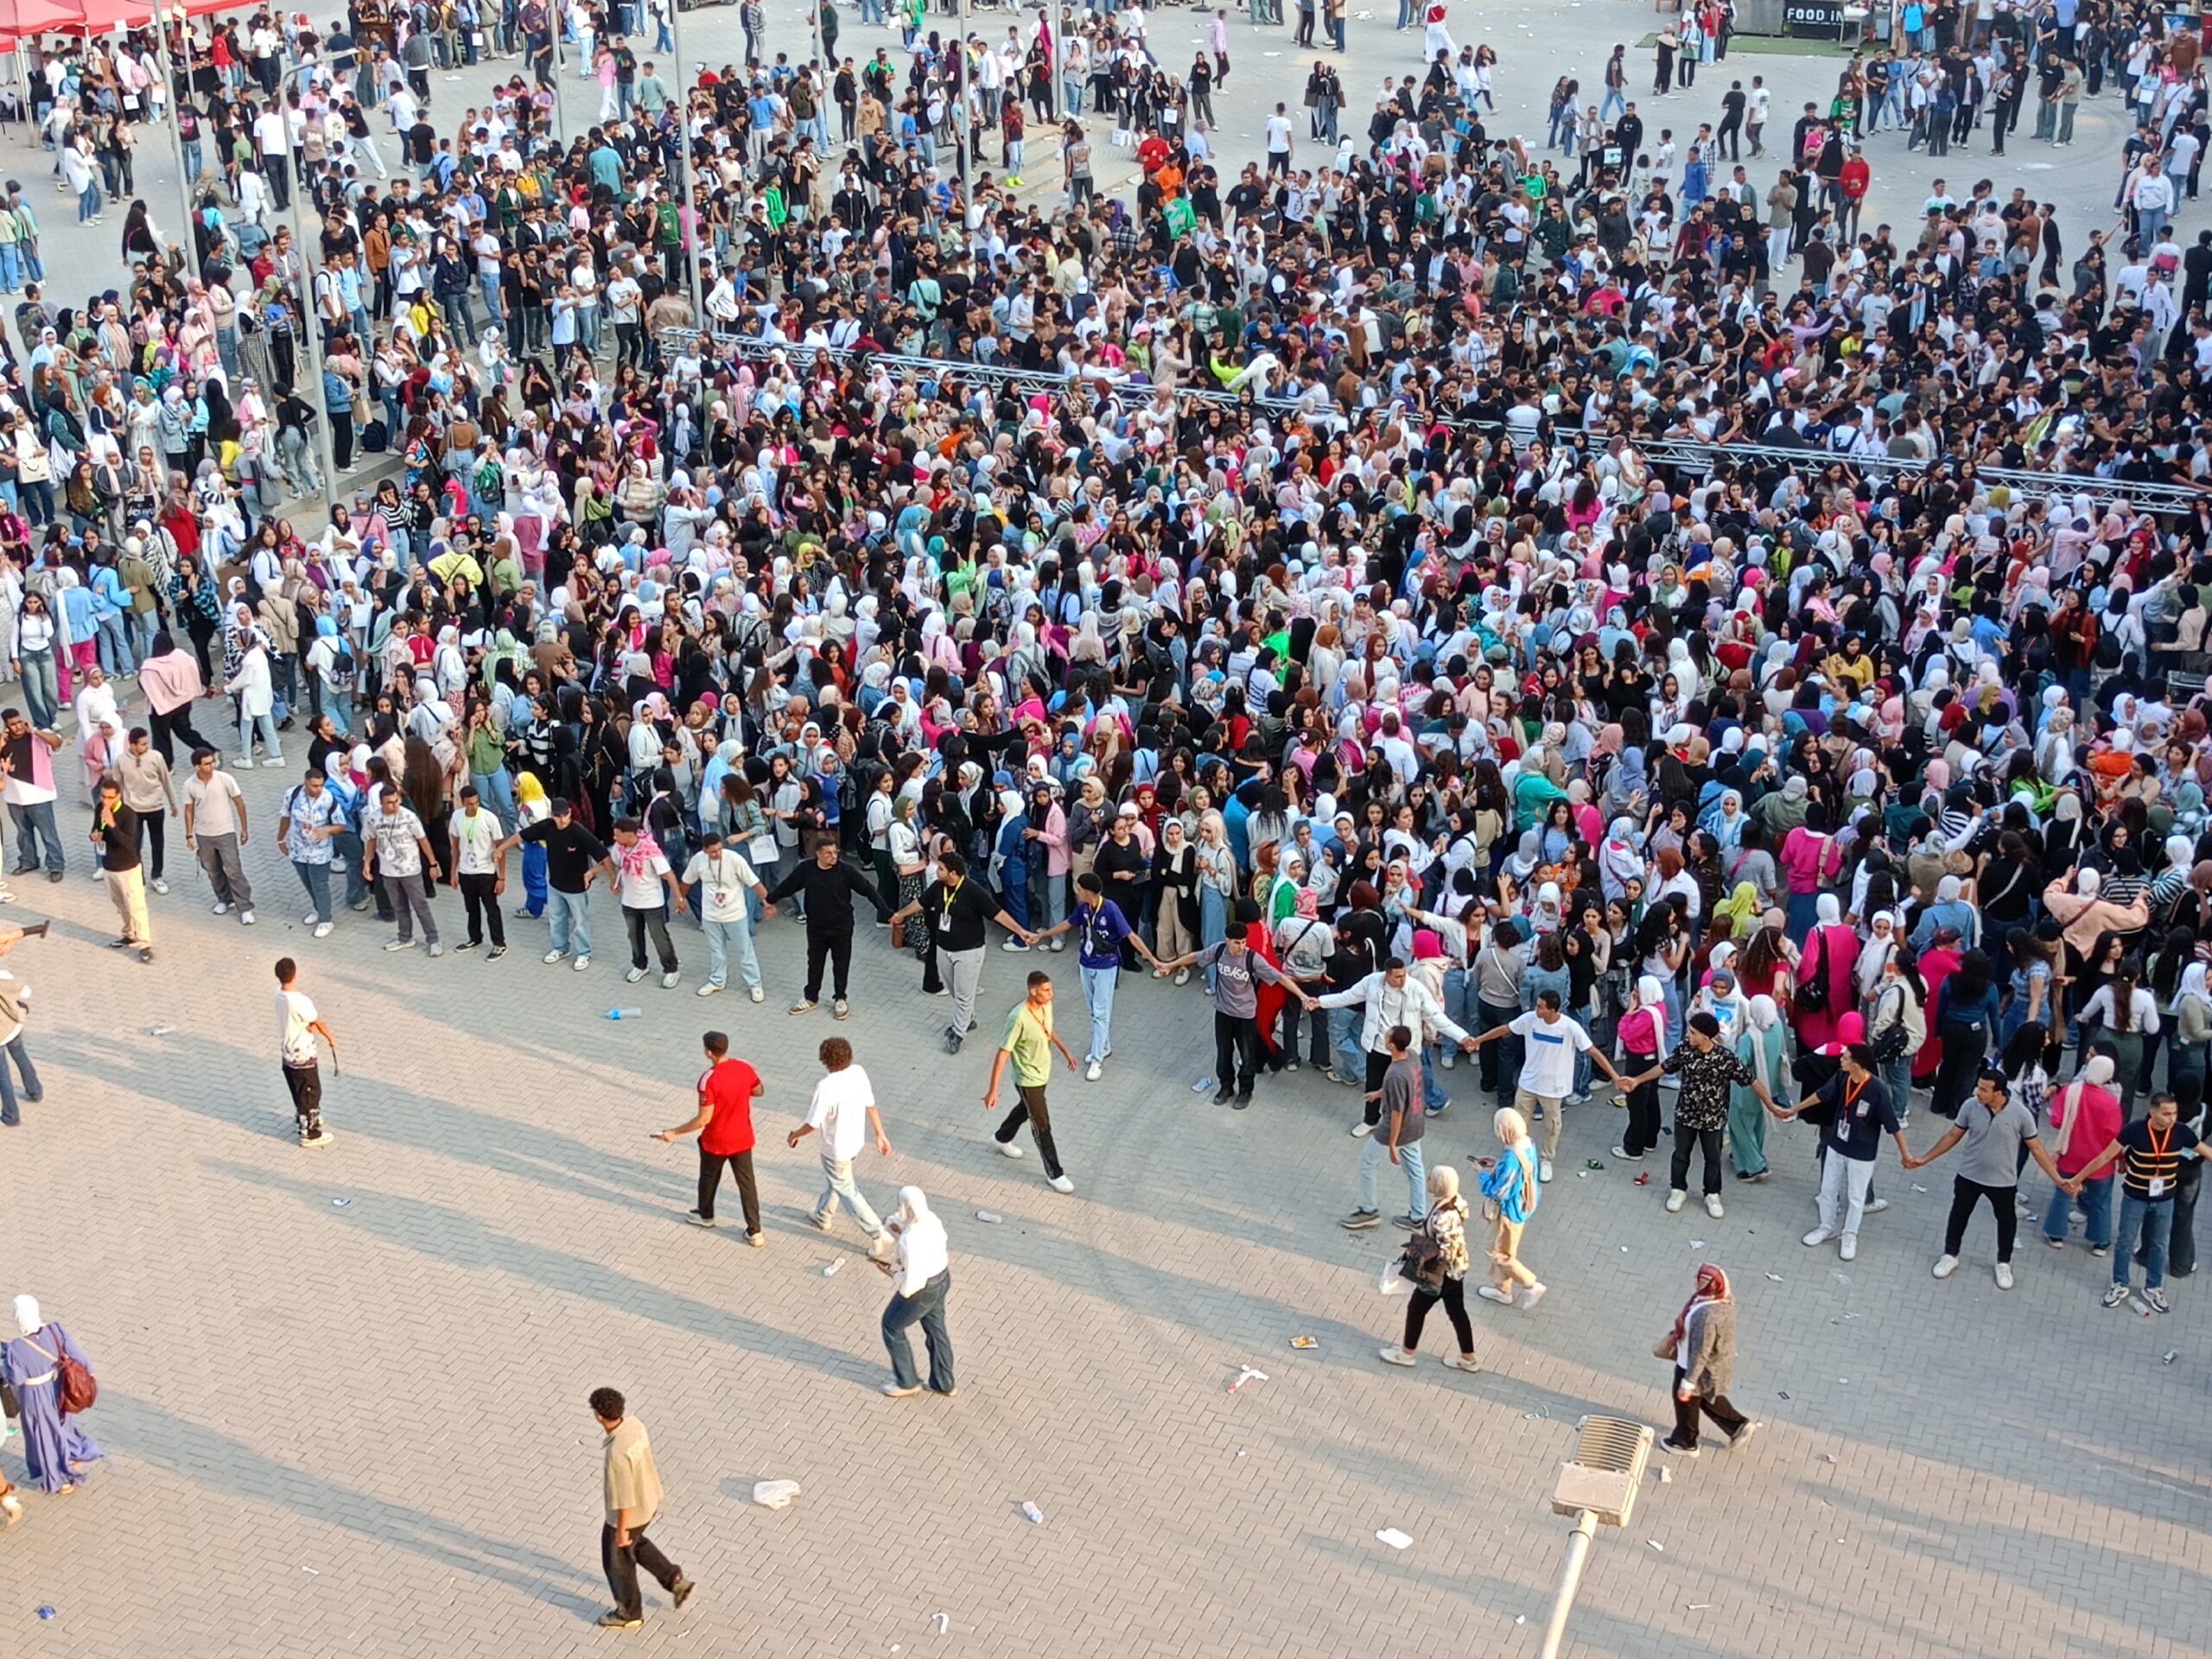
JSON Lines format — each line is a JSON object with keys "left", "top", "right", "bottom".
{"left": 4, "top": 0, "right": 2212, "bottom": 1615}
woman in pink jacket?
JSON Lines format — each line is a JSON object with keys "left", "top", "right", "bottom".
{"left": 2042, "top": 1053, "right": 2121, "bottom": 1254}
{"left": 1792, "top": 893, "right": 1860, "bottom": 1053}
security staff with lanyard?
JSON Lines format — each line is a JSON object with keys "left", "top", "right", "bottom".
{"left": 886, "top": 851, "right": 1033, "bottom": 1053}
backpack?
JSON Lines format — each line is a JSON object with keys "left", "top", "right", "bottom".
{"left": 2094, "top": 622, "right": 2122, "bottom": 671}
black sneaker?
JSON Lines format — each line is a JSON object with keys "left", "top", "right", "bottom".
{"left": 1340, "top": 1209, "right": 1382, "bottom": 1230}
{"left": 595, "top": 1611, "right": 644, "bottom": 1629}
{"left": 486, "top": 944, "right": 507, "bottom": 960}
{"left": 1231, "top": 1091, "right": 1253, "bottom": 1109}
{"left": 1213, "top": 1086, "right": 1235, "bottom": 1104}
{"left": 944, "top": 1028, "right": 963, "bottom": 1054}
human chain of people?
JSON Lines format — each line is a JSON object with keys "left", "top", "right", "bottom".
{"left": 0, "top": 0, "right": 2205, "bottom": 1645}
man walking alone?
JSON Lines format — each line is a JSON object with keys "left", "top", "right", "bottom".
{"left": 982, "top": 970, "right": 1082, "bottom": 1193}
{"left": 786, "top": 1036, "right": 893, "bottom": 1252}
{"left": 658, "top": 1029, "right": 766, "bottom": 1247}
{"left": 588, "top": 1386, "right": 696, "bottom": 1630}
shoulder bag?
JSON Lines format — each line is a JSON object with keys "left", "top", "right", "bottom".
{"left": 27, "top": 1333, "right": 95, "bottom": 1416}
{"left": 1794, "top": 926, "right": 1829, "bottom": 1016}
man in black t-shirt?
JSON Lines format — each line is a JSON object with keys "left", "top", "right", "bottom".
{"left": 501, "top": 798, "right": 608, "bottom": 969}
{"left": 1774, "top": 1043, "right": 1908, "bottom": 1262}
{"left": 766, "top": 839, "right": 886, "bottom": 1018}
{"left": 886, "top": 850, "right": 1031, "bottom": 1053}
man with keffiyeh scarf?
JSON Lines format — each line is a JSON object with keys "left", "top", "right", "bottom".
{"left": 608, "top": 815, "right": 686, "bottom": 988}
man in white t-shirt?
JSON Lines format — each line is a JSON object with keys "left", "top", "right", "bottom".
{"left": 786, "top": 1036, "right": 893, "bottom": 1250}
{"left": 364, "top": 782, "right": 441, "bottom": 955}
{"left": 451, "top": 785, "right": 508, "bottom": 957}
{"left": 181, "top": 745, "right": 254, "bottom": 921}
{"left": 274, "top": 957, "right": 337, "bottom": 1146}
{"left": 608, "top": 817, "right": 684, "bottom": 988}
{"left": 1265, "top": 104, "right": 1294, "bottom": 175}
{"left": 682, "top": 829, "right": 774, "bottom": 1001}
{"left": 1466, "top": 989, "right": 1624, "bottom": 1182}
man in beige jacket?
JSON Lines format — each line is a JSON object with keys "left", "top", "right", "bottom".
{"left": 590, "top": 1387, "right": 695, "bottom": 1630}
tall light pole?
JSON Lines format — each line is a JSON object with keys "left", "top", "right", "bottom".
{"left": 953, "top": 0, "right": 969, "bottom": 217}
{"left": 283, "top": 157, "right": 342, "bottom": 518}
{"left": 152, "top": 8, "right": 198, "bottom": 258}
{"left": 664, "top": 0, "right": 705, "bottom": 326}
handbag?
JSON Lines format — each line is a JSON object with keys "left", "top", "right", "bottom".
{"left": 1399, "top": 1229, "right": 1446, "bottom": 1292}
{"left": 28, "top": 1335, "right": 95, "bottom": 1416}
{"left": 1794, "top": 928, "right": 1829, "bottom": 1016}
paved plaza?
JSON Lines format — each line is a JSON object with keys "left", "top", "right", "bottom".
{"left": 0, "top": 4, "right": 2206, "bottom": 1656}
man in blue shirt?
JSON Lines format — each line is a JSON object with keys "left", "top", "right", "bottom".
{"left": 1032, "top": 873, "right": 1163, "bottom": 1080}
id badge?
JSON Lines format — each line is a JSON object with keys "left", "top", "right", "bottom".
{"left": 2150, "top": 1177, "right": 2168, "bottom": 1198}
{"left": 938, "top": 910, "right": 952, "bottom": 932}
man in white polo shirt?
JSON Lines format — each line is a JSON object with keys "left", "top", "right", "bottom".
{"left": 1465, "top": 988, "right": 1629, "bottom": 1185}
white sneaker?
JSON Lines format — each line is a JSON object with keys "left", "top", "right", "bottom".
{"left": 151, "top": 878, "right": 168, "bottom": 894}
{"left": 428, "top": 942, "right": 444, "bottom": 958}
{"left": 1439, "top": 1052, "right": 1454, "bottom": 1070}
{"left": 1519, "top": 1283, "right": 1548, "bottom": 1311}
{"left": 1802, "top": 1226, "right": 1836, "bottom": 1248}
{"left": 1932, "top": 1254, "right": 1959, "bottom": 1279}
{"left": 1350, "top": 1120, "right": 1375, "bottom": 1138}
{"left": 997, "top": 1141, "right": 1025, "bottom": 1159}
{"left": 1046, "top": 1174, "right": 1075, "bottom": 1194}
{"left": 748, "top": 986, "right": 765, "bottom": 1003}
{"left": 1665, "top": 1188, "right": 1688, "bottom": 1213}
{"left": 543, "top": 949, "right": 569, "bottom": 964}
{"left": 660, "top": 970, "right": 680, "bottom": 989}
{"left": 696, "top": 982, "right": 724, "bottom": 997}
{"left": 303, "top": 912, "right": 321, "bottom": 927}
{"left": 239, "top": 910, "right": 255, "bottom": 925}
{"left": 1863, "top": 1198, "right": 1890, "bottom": 1214}
{"left": 312, "top": 922, "right": 333, "bottom": 938}
{"left": 1084, "top": 1059, "right": 1103, "bottom": 1082}
{"left": 212, "top": 900, "right": 230, "bottom": 915}
{"left": 1475, "top": 1284, "right": 1514, "bottom": 1306}
{"left": 384, "top": 938, "right": 412, "bottom": 951}
{"left": 233, "top": 757, "right": 252, "bottom": 771}
{"left": 574, "top": 956, "right": 591, "bottom": 971}
{"left": 1704, "top": 1194, "right": 1725, "bottom": 1220}
{"left": 626, "top": 965, "right": 648, "bottom": 983}
{"left": 1994, "top": 1262, "right": 2014, "bottom": 1290}
{"left": 1839, "top": 1234, "right": 1859, "bottom": 1262}
{"left": 1538, "top": 1159, "right": 1554, "bottom": 1183}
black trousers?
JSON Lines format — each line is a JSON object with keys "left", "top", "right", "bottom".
{"left": 1363, "top": 1046, "right": 1391, "bottom": 1126}
{"left": 1943, "top": 1175, "right": 2018, "bottom": 1262}
{"left": 460, "top": 872, "right": 505, "bottom": 947}
{"left": 625, "top": 903, "right": 677, "bottom": 972}
{"left": 1213, "top": 1011, "right": 1260, "bottom": 1095}
{"left": 1669, "top": 1125, "right": 1725, "bottom": 1196}
{"left": 282, "top": 1060, "right": 321, "bottom": 1128}
{"left": 804, "top": 925, "right": 853, "bottom": 1000}
{"left": 134, "top": 810, "right": 166, "bottom": 880}
{"left": 697, "top": 1147, "right": 760, "bottom": 1233}
{"left": 148, "top": 700, "right": 209, "bottom": 765}
{"left": 995, "top": 1084, "right": 1063, "bottom": 1178}
{"left": 600, "top": 1522, "right": 680, "bottom": 1620}
{"left": 1669, "top": 1364, "right": 1748, "bottom": 1450}
{"left": 1404, "top": 1275, "right": 1474, "bottom": 1353}
{"left": 1624, "top": 1077, "right": 1662, "bottom": 1156}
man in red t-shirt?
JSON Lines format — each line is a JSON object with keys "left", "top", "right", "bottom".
{"left": 657, "top": 1032, "right": 766, "bottom": 1245}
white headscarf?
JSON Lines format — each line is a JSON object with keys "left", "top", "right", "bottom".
{"left": 1633, "top": 973, "right": 1670, "bottom": 1062}
{"left": 893, "top": 1185, "right": 949, "bottom": 1283}
{"left": 12, "top": 1294, "right": 41, "bottom": 1336}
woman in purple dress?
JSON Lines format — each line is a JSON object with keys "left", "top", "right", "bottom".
{"left": 2, "top": 1296, "right": 101, "bottom": 1494}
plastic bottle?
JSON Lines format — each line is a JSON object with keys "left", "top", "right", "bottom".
{"left": 1020, "top": 1501, "right": 1045, "bottom": 1524}
{"left": 605, "top": 1007, "right": 645, "bottom": 1020}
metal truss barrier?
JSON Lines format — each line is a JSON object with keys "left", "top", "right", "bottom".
{"left": 658, "top": 327, "right": 2207, "bottom": 516}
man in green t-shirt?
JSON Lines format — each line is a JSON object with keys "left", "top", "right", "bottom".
{"left": 982, "top": 971, "right": 1079, "bottom": 1193}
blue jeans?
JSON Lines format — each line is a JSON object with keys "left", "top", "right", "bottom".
{"left": 292, "top": 859, "right": 334, "bottom": 921}
{"left": 2113, "top": 1195, "right": 2173, "bottom": 1289}
{"left": 238, "top": 705, "right": 283, "bottom": 762}
{"left": 0, "top": 1032, "right": 41, "bottom": 1124}
{"left": 327, "top": 830, "right": 371, "bottom": 908}
{"left": 76, "top": 181, "right": 101, "bottom": 222}
{"left": 17, "top": 647, "right": 57, "bottom": 728}
{"left": 95, "top": 612, "right": 136, "bottom": 674}
{"left": 882, "top": 1269, "right": 954, "bottom": 1392}
{"left": 0, "top": 243, "right": 18, "bottom": 291}
{"left": 702, "top": 914, "right": 760, "bottom": 990}
{"left": 8, "top": 799, "right": 64, "bottom": 874}
{"left": 813, "top": 1154, "right": 885, "bottom": 1236}
{"left": 1418, "top": 1046, "right": 1451, "bottom": 1111}
{"left": 470, "top": 768, "right": 515, "bottom": 824}
{"left": 1331, "top": 1007, "right": 1363, "bottom": 1080}
{"left": 547, "top": 886, "right": 592, "bottom": 957}
{"left": 1077, "top": 963, "right": 1117, "bottom": 1062}
{"left": 2044, "top": 1173, "right": 2113, "bottom": 1250}
{"left": 1359, "top": 1133, "right": 1427, "bottom": 1218}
